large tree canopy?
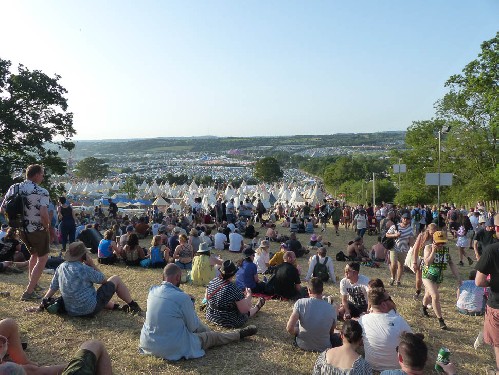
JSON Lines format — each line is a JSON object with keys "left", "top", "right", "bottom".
{"left": 74, "top": 157, "right": 110, "bottom": 181}
{"left": 254, "top": 157, "right": 283, "bottom": 183}
{"left": 0, "top": 58, "right": 75, "bottom": 192}
{"left": 395, "top": 32, "right": 498, "bottom": 205}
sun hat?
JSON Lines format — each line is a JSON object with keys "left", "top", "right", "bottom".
{"left": 433, "top": 231, "right": 447, "bottom": 244}
{"left": 65, "top": 242, "right": 91, "bottom": 262}
{"left": 310, "top": 234, "right": 318, "bottom": 241}
{"left": 280, "top": 242, "right": 289, "bottom": 249}
{"left": 259, "top": 240, "right": 270, "bottom": 248}
{"left": 126, "top": 225, "right": 134, "bottom": 232}
{"left": 243, "top": 247, "right": 256, "bottom": 256}
{"left": 197, "top": 242, "right": 210, "bottom": 254}
{"left": 220, "top": 260, "right": 238, "bottom": 277}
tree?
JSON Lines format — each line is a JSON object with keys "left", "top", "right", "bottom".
{"left": 254, "top": 157, "right": 283, "bottom": 183}
{"left": 121, "top": 176, "right": 138, "bottom": 199}
{"left": 396, "top": 33, "right": 499, "bottom": 204}
{"left": 0, "top": 58, "right": 75, "bottom": 192}
{"left": 74, "top": 157, "right": 110, "bottom": 181}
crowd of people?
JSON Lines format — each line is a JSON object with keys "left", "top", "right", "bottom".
{"left": 0, "top": 164, "right": 497, "bottom": 374}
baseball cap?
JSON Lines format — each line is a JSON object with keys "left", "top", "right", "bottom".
{"left": 433, "top": 231, "right": 447, "bottom": 244}
{"left": 126, "top": 225, "right": 134, "bottom": 232}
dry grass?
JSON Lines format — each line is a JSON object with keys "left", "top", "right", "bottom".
{"left": 0, "top": 225, "right": 494, "bottom": 374}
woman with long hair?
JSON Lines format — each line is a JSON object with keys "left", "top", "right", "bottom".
{"left": 173, "top": 234, "right": 193, "bottom": 270}
{"left": 411, "top": 223, "right": 437, "bottom": 300}
{"left": 122, "top": 233, "right": 145, "bottom": 266}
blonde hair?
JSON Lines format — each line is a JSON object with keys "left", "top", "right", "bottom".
{"left": 256, "top": 246, "right": 269, "bottom": 256}
{"left": 151, "top": 235, "right": 161, "bottom": 247}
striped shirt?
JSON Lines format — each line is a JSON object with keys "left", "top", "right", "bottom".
{"left": 388, "top": 224, "right": 413, "bottom": 252}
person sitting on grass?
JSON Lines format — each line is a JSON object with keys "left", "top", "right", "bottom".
{"left": 286, "top": 277, "right": 339, "bottom": 352}
{"left": 122, "top": 233, "right": 146, "bottom": 266}
{"left": 379, "top": 331, "right": 458, "bottom": 375}
{"left": 235, "top": 247, "right": 266, "bottom": 293}
{"left": 139, "top": 264, "right": 258, "bottom": 361}
{"left": 40, "top": 241, "right": 142, "bottom": 316}
{"left": 0, "top": 318, "right": 113, "bottom": 374}
{"left": 205, "top": 260, "right": 265, "bottom": 328}
{"left": 456, "top": 269, "right": 485, "bottom": 316}
{"left": 97, "top": 230, "right": 121, "bottom": 265}
{"left": 371, "top": 236, "right": 387, "bottom": 262}
{"left": 140, "top": 235, "right": 169, "bottom": 268}
{"left": 269, "top": 243, "right": 289, "bottom": 267}
{"left": 304, "top": 247, "right": 336, "bottom": 283}
{"left": 191, "top": 242, "right": 223, "bottom": 286}
{"left": 254, "top": 240, "right": 271, "bottom": 274}
{"left": 312, "top": 320, "right": 372, "bottom": 375}
{"left": 346, "top": 236, "right": 369, "bottom": 262}
{"left": 337, "top": 262, "right": 369, "bottom": 320}
{"left": 273, "top": 251, "right": 308, "bottom": 300}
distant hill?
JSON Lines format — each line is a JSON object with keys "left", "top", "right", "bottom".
{"left": 54, "top": 131, "right": 406, "bottom": 160}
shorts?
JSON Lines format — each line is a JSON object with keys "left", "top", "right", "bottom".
{"left": 89, "top": 282, "right": 116, "bottom": 316}
{"left": 62, "top": 349, "right": 97, "bottom": 375}
{"left": 19, "top": 230, "right": 50, "bottom": 256}
{"left": 332, "top": 220, "right": 340, "bottom": 226}
{"left": 390, "top": 250, "right": 407, "bottom": 264}
{"left": 347, "top": 301, "right": 368, "bottom": 318}
{"left": 483, "top": 305, "right": 499, "bottom": 347}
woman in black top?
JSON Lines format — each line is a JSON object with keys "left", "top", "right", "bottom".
{"left": 57, "top": 196, "right": 76, "bottom": 252}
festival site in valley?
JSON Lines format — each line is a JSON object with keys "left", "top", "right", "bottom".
{"left": 0, "top": 2, "right": 498, "bottom": 375}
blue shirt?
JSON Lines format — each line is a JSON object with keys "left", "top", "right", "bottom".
{"left": 50, "top": 261, "right": 105, "bottom": 316}
{"left": 235, "top": 260, "right": 257, "bottom": 289}
{"left": 139, "top": 282, "right": 204, "bottom": 361}
{"left": 98, "top": 239, "right": 112, "bottom": 258}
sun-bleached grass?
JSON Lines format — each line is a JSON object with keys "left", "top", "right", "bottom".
{"left": 0, "top": 225, "right": 494, "bottom": 374}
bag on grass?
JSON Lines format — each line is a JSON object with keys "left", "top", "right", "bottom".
{"left": 336, "top": 251, "right": 347, "bottom": 262}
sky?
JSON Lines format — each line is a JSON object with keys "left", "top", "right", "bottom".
{"left": 1, "top": 1, "right": 497, "bottom": 140}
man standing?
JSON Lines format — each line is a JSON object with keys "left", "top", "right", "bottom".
{"left": 139, "top": 264, "right": 257, "bottom": 361}
{"left": 226, "top": 198, "right": 235, "bottom": 224}
{"left": 330, "top": 201, "right": 342, "bottom": 236}
{"left": 1, "top": 164, "right": 50, "bottom": 301}
{"left": 474, "top": 217, "right": 497, "bottom": 260}
{"left": 41, "top": 241, "right": 141, "bottom": 316}
{"left": 286, "top": 277, "right": 337, "bottom": 352}
{"left": 338, "top": 262, "right": 369, "bottom": 320}
{"left": 107, "top": 198, "right": 118, "bottom": 219}
{"left": 475, "top": 213, "right": 499, "bottom": 375}
{"left": 359, "top": 288, "right": 412, "bottom": 372}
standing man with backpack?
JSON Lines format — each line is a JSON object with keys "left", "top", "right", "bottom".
{"left": 305, "top": 247, "right": 336, "bottom": 283}
{"left": 0, "top": 164, "right": 50, "bottom": 301}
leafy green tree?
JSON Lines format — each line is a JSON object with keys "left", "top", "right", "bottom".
{"left": 0, "top": 58, "right": 75, "bottom": 192}
{"left": 254, "top": 157, "right": 283, "bottom": 183}
{"left": 74, "top": 157, "right": 110, "bottom": 180}
{"left": 121, "top": 176, "right": 138, "bottom": 199}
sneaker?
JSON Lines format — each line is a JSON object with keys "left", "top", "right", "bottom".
{"left": 396, "top": 281, "right": 401, "bottom": 287}
{"left": 458, "top": 261, "right": 464, "bottom": 266}
{"left": 336, "top": 231, "right": 339, "bottom": 236}
{"left": 34, "top": 284, "right": 46, "bottom": 292}
{"left": 21, "top": 291, "right": 42, "bottom": 301}
{"left": 389, "top": 279, "right": 395, "bottom": 286}
{"left": 421, "top": 305, "right": 429, "bottom": 317}
{"left": 42, "top": 269, "right": 55, "bottom": 275}
{"left": 468, "top": 257, "right": 474, "bottom": 266}
{"left": 239, "top": 325, "right": 257, "bottom": 339}
{"left": 123, "top": 301, "right": 142, "bottom": 314}
{"left": 439, "top": 319, "right": 448, "bottom": 330}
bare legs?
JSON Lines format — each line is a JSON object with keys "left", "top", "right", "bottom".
{"left": 422, "top": 278, "right": 442, "bottom": 318}
{"left": 26, "top": 254, "right": 48, "bottom": 294}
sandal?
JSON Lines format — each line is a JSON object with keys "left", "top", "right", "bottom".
{"left": 256, "top": 297, "right": 266, "bottom": 311}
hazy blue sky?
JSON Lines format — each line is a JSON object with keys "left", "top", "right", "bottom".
{"left": 1, "top": 1, "right": 497, "bottom": 140}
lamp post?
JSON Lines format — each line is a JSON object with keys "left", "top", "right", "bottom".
{"left": 437, "top": 126, "right": 451, "bottom": 210}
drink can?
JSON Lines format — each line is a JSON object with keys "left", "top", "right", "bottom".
{"left": 435, "top": 347, "right": 450, "bottom": 372}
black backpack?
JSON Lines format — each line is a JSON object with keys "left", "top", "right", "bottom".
{"left": 4, "top": 184, "right": 25, "bottom": 228}
{"left": 381, "top": 224, "right": 397, "bottom": 250}
{"left": 313, "top": 255, "right": 329, "bottom": 282}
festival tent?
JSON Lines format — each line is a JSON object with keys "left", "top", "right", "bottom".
{"left": 152, "top": 196, "right": 168, "bottom": 206}
{"left": 308, "top": 185, "right": 325, "bottom": 206}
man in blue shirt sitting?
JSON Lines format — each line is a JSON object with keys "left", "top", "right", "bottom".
{"left": 139, "top": 263, "right": 257, "bottom": 361}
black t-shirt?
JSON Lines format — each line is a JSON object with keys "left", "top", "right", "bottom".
{"left": 286, "top": 239, "right": 302, "bottom": 254}
{"left": 109, "top": 202, "right": 118, "bottom": 215}
{"left": 274, "top": 262, "right": 301, "bottom": 299}
{"left": 474, "top": 228, "right": 497, "bottom": 255}
{"left": 475, "top": 242, "right": 499, "bottom": 309}
{"left": 0, "top": 238, "right": 19, "bottom": 261}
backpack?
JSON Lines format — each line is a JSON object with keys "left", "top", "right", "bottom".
{"left": 336, "top": 251, "right": 347, "bottom": 262}
{"left": 313, "top": 255, "right": 329, "bottom": 282}
{"left": 381, "top": 224, "right": 397, "bottom": 250}
{"left": 413, "top": 209, "right": 421, "bottom": 222}
{"left": 4, "top": 184, "right": 25, "bottom": 228}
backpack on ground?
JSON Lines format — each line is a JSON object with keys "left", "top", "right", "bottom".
{"left": 336, "top": 251, "right": 347, "bottom": 262}
{"left": 313, "top": 255, "right": 329, "bottom": 282}
{"left": 4, "top": 184, "right": 25, "bottom": 228}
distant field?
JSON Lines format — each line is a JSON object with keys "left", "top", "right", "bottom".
{"left": 148, "top": 145, "right": 193, "bottom": 152}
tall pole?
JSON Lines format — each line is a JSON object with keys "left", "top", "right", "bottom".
{"left": 398, "top": 158, "right": 401, "bottom": 191}
{"left": 437, "top": 130, "right": 441, "bottom": 210}
{"left": 372, "top": 172, "right": 375, "bottom": 208}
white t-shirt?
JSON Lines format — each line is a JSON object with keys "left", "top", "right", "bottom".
{"left": 354, "top": 214, "right": 368, "bottom": 229}
{"left": 254, "top": 251, "right": 270, "bottom": 273}
{"left": 228, "top": 232, "right": 243, "bottom": 252}
{"left": 387, "top": 224, "right": 413, "bottom": 253}
{"left": 339, "top": 274, "right": 369, "bottom": 308}
{"left": 359, "top": 310, "right": 412, "bottom": 371}
{"left": 213, "top": 233, "right": 226, "bottom": 250}
{"left": 151, "top": 223, "right": 160, "bottom": 237}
